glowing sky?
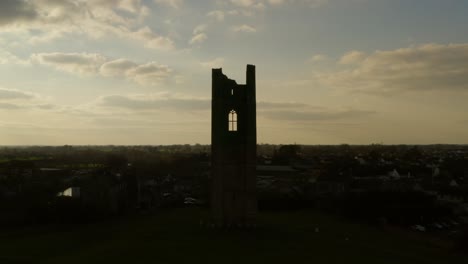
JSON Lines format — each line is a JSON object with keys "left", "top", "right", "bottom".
{"left": 1, "top": 0, "right": 468, "bottom": 145}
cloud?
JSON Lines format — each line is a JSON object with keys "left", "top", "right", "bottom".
{"left": 133, "top": 26, "right": 175, "bottom": 51}
{"left": 0, "top": 87, "right": 56, "bottom": 111}
{"left": 225, "top": 2, "right": 265, "bottom": 17}
{"left": 229, "top": 0, "right": 328, "bottom": 9}
{"left": 256, "top": 99, "right": 375, "bottom": 122}
{"left": 273, "top": 0, "right": 329, "bottom": 7}
{"left": 126, "top": 62, "right": 173, "bottom": 85}
{"left": 0, "top": 0, "right": 37, "bottom": 26}
{"left": 230, "top": 0, "right": 257, "bottom": 7}
{"left": 35, "top": 103, "right": 56, "bottom": 110}
{"left": 252, "top": 2, "right": 266, "bottom": 10}
{"left": 99, "top": 93, "right": 323, "bottom": 113}
{"left": 0, "top": 0, "right": 114, "bottom": 27}
{"left": 0, "top": 88, "right": 36, "bottom": 100}
{"left": 99, "top": 94, "right": 210, "bottom": 111}
{"left": 227, "top": 10, "right": 240, "bottom": 15}
{"left": 207, "top": 10, "right": 225, "bottom": 21}
{"left": 29, "top": 52, "right": 173, "bottom": 85}
{"left": 310, "top": 54, "right": 328, "bottom": 63}
{"left": 200, "top": 57, "right": 225, "bottom": 68}
{"left": 193, "top": 24, "right": 207, "bottom": 35}
{"left": 339, "top": 51, "right": 366, "bottom": 65}
{"left": 99, "top": 59, "right": 138, "bottom": 77}
{"left": 0, "top": 102, "right": 57, "bottom": 110}
{"left": 97, "top": 92, "right": 372, "bottom": 126}
{"left": 232, "top": 24, "right": 257, "bottom": 33}
{"left": 0, "top": 49, "right": 24, "bottom": 64}
{"left": 111, "top": 0, "right": 146, "bottom": 13}
{"left": 189, "top": 33, "right": 208, "bottom": 45}
{"left": 257, "top": 101, "right": 309, "bottom": 109}
{"left": 0, "top": 0, "right": 174, "bottom": 51}
{"left": 301, "top": 0, "right": 329, "bottom": 8}
{"left": 188, "top": 24, "right": 208, "bottom": 45}
{"left": 267, "top": 0, "right": 285, "bottom": 5}
{"left": 154, "top": 0, "right": 184, "bottom": 9}
{"left": 31, "top": 52, "right": 107, "bottom": 76}
{"left": 316, "top": 43, "right": 468, "bottom": 94}
{"left": 260, "top": 109, "right": 375, "bottom": 121}
{"left": 0, "top": 102, "right": 23, "bottom": 110}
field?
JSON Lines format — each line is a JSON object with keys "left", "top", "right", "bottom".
{"left": 0, "top": 208, "right": 466, "bottom": 264}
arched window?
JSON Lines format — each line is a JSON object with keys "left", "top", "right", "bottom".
{"left": 228, "top": 110, "right": 237, "bottom": 131}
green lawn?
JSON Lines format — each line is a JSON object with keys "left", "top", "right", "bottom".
{"left": 0, "top": 208, "right": 466, "bottom": 264}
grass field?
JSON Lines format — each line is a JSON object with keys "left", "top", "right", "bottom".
{"left": 0, "top": 208, "right": 466, "bottom": 264}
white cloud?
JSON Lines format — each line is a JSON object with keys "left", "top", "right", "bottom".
{"left": 0, "top": 0, "right": 139, "bottom": 27}
{"left": 0, "top": 102, "right": 24, "bottom": 110}
{"left": 229, "top": 0, "right": 328, "bottom": 9}
{"left": 154, "top": 0, "right": 184, "bottom": 9}
{"left": 339, "top": 51, "right": 366, "bottom": 65}
{"left": 232, "top": 24, "right": 257, "bottom": 33}
{"left": 207, "top": 10, "right": 225, "bottom": 21}
{"left": 260, "top": 98, "right": 376, "bottom": 122}
{"left": 193, "top": 24, "right": 207, "bottom": 35}
{"left": 260, "top": 109, "right": 375, "bottom": 121}
{"left": 99, "top": 59, "right": 137, "bottom": 77}
{"left": 257, "top": 101, "right": 309, "bottom": 108}
{"left": 271, "top": 0, "right": 329, "bottom": 7}
{"left": 230, "top": 0, "right": 257, "bottom": 7}
{"left": 189, "top": 24, "right": 208, "bottom": 46}
{"left": 133, "top": 26, "right": 175, "bottom": 51}
{"left": 0, "top": 88, "right": 36, "bottom": 100}
{"left": 189, "top": 33, "right": 208, "bottom": 45}
{"left": 0, "top": 48, "right": 29, "bottom": 65}
{"left": 99, "top": 93, "right": 209, "bottom": 111}
{"left": 29, "top": 52, "right": 173, "bottom": 85}
{"left": 267, "top": 0, "right": 285, "bottom": 5}
{"left": 301, "top": 0, "right": 329, "bottom": 8}
{"left": 227, "top": 10, "right": 240, "bottom": 15}
{"left": 31, "top": 52, "right": 107, "bottom": 76}
{"left": 252, "top": 2, "right": 266, "bottom": 10}
{"left": 0, "top": 0, "right": 174, "bottom": 51}
{"left": 200, "top": 57, "right": 225, "bottom": 68}
{"left": 114, "top": 0, "right": 145, "bottom": 13}
{"left": 316, "top": 43, "right": 468, "bottom": 94}
{"left": 0, "top": 87, "right": 55, "bottom": 111}
{"left": 100, "top": 59, "right": 173, "bottom": 86}
{"left": 99, "top": 93, "right": 318, "bottom": 112}
{"left": 310, "top": 54, "right": 327, "bottom": 62}
{"left": 126, "top": 62, "right": 173, "bottom": 86}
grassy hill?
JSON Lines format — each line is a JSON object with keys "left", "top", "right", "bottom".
{"left": 0, "top": 208, "right": 466, "bottom": 264}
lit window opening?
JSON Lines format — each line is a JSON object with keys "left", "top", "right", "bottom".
{"left": 229, "top": 110, "right": 237, "bottom": 131}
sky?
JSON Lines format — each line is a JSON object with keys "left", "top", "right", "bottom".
{"left": 1, "top": 0, "right": 468, "bottom": 145}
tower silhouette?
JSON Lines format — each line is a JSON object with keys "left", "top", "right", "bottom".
{"left": 211, "top": 65, "right": 257, "bottom": 226}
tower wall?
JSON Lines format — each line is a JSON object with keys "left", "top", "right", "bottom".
{"left": 211, "top": 65, "right": 257, "bottom": 226}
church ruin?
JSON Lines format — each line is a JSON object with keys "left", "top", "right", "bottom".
{"left": 211, "top": 65, "right": 257, "bottom": 227}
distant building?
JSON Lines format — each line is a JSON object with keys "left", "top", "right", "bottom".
{"left": 57, "top": 187, "right": 81, "bottom": 198}
{"left": 211, "top": 65, "right": 257, "bottom": 226}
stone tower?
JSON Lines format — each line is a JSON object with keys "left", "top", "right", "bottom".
{"left": 211, "top": 65, "right": 257, "bottom": 226}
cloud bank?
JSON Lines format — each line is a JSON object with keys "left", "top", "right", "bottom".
{"left": 317, "top": 43, "right": 468, "bottom": 94}
{"left": 27, "top": 52, "right": 173, "bottom": 86}
{"left": 0, "top": 0, "right": 174, "bottom": 50}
